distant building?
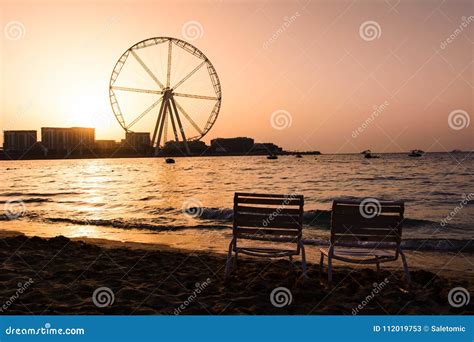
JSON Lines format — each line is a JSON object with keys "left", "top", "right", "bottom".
{"left": 162, "top": 140, "right": 208, "bottom": 154}
{"left": 95, "top": 140, "right": 118, "bottom": 150}
{"left": 41, "top": 127, "right": 95, "bottom": 154}
{"left": 3, "top": 130, "right": 37, "bottom": 153}
{"left": 210, "top": 137, "right": 254, "bottom": 154}
{"left": 125, "top": 132, "right": 151, "bottom": 150}
{"left": 252, "top": 143, "right": 283, "bottom": 154}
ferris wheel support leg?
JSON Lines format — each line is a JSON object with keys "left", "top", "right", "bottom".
{"left": 155, "top": 100, "right": 170, "bottom": 155}
{"left": 169, "top": 103, "right": 180, "bottom": 142}
{"left": 170, "top": 96, "right": 191, "bottom": 155}
{"left": 152, "top": 98, "right": 166, "bottom": 156}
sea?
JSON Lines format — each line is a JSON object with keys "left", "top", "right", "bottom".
{"left": 0, "top": 153, "right": 473, "bottom": 253}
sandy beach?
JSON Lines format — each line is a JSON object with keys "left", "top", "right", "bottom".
{"left": 0, "top": 232, "right": 472, "bottom": 315}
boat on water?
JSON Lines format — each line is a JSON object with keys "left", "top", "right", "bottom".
{"left": 267, "top": 155, "right": 278, "bottom": 160}
{"left": 364, "top": 153, "right": 380, "bottom": 159}
{"left": 408, "top": 149, "right": 424, "bottom": 157}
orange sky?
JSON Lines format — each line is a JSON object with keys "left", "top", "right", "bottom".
{"left": 1, "top": 0, "right": 472, "bottom": 153}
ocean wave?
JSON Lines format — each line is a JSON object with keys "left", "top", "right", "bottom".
{"left": 44, "top": 217, "right": 230, "bottom": 231}
{"left": 198, "top": 207, "right": 436, "bottom": 228}
{"left": 0, "top": 191, "right": 82, "bottom": 197}
{"left": 0, "top": 198, "right": 52, "bottom": 204}
{"left": 3, "top": 213, "right": 469, "bottom": 253}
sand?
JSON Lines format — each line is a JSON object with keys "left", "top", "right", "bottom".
{"left": 0, "top": 233, "right": 472, "bottom": 315}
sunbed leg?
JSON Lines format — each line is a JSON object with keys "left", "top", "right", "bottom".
{"left": 300, "top": 242, "right": 307, "bottom": 279}
{"left": 225, "top": 238, "right": 235, "bottom": 279}
{"left": 319, "top": 253, "right": 324, "bottom": 274}
{"left": 234, "top": 251, "right": 239, "bottom": 267}
{"left": 399, "top": 249, "right": 411, "bottom": 284}
{"left": 327, "top": 246, "right": 334, "bottom": 284}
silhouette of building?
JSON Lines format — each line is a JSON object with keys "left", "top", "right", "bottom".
{"left": 95, "top": 140, "right": 118, "bottom": 150}
{"left": 3, "top": 130, "right": 37, "bottom": 153}
{"left": 124, "top": 132, "right": 151, "bottom": 151}
{"left": 210, "top": 137, "right": 254, "bottom": 154}
{"left": 41, "top": 127, "right": 95, "bottom": 154}
{"left": 161, "top": 140, "right": 208, "bottom": 155}
{"left": 252, "top": 143, "right": 282, "bottom": 154}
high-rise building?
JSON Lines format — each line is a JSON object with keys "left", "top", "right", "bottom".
{"left": 3, "top": 130, "right": 37, "bottom": 152}
{"left": 41, "top": 127, "right": 95, "bottom": 153}
{"left": 124, "top": 132, "right": 151, "bottom": 150}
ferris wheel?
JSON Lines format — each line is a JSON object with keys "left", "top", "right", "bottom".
{"left": 109, "top": 37, "right": 222, "bottom": 154}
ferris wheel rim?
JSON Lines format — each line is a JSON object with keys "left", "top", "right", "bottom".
{"left": 108, "top": 36, "right": 222, "bottom": 143}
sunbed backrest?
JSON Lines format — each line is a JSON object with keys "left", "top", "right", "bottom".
{"left": 331, "top": 199, "right": 404, "bottom": 247}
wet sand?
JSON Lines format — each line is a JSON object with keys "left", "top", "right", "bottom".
{"left": 0, "top": 233, "right": 472, "bottom": 315}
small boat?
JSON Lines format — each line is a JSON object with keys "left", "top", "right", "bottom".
{"left": 267, "top": 154, "right": 278, "bottom": 160}
{"left": 408, "top": 149, "right": 424, "bottom": 157}
{"left": 364, "top": 153, "right": 380, "bottom": 159}
{"left": 295, "top": 154, "right": 303, "bottom": 158}
{"left": 165, "top": 158, "right": 175, "bottom": 164}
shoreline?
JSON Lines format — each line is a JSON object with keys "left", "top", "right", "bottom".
{"left": 0, "top": 232, "right": 472, "bottom": 315}
{"left": 0, "top": 151, "right": 469, "bottom": 162}
{"left": 0, "top": 223, "right": 472, "bottom": 281}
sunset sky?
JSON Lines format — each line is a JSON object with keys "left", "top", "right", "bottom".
{"left": 1, "top": 0, "right": 472, "bottom": 153}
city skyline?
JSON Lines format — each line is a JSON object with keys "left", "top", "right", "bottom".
{"left": 1, "top": 0, "right": 473, "bottom": 153}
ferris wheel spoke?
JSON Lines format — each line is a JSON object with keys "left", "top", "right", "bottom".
{"left": 172, "top": 98, "right": 204, "bottom": 135}
{"left": 111, "top": 86, "right": 163, "bottom": 95}
{"left": 126, "top": 97, "right": 163, "bottom": 130}
{"left": 172, "top": 60, "right": 207, "bottom": 91}
{"left": 173, "top": 92, "right": 219, "bottom": 101}
{"left": 166, "top": 40, "right": 172, "bottom": 88}
{"left": 130, "top": 50, "right": 165, "bottom": 89}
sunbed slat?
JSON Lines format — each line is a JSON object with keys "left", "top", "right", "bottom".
{"left": 333, "top": 205, "right": 403, "bottom": 215}
{"left": 235, "top": 227, "right": 300, "bottom": 236}
{"left": 235, "top": 197, "right": 302, "bottom": 206}
{"left": 332, "top": 226, "right": 400, "bottom": 236}
{"left": 332, "top": 215, "right": 402, "bottom": 228}
{"left": 333, "top": 234, "right": 400, "bottom": 243}
{"left": 235, "top": 205, "right": 301, "bottom": 215}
